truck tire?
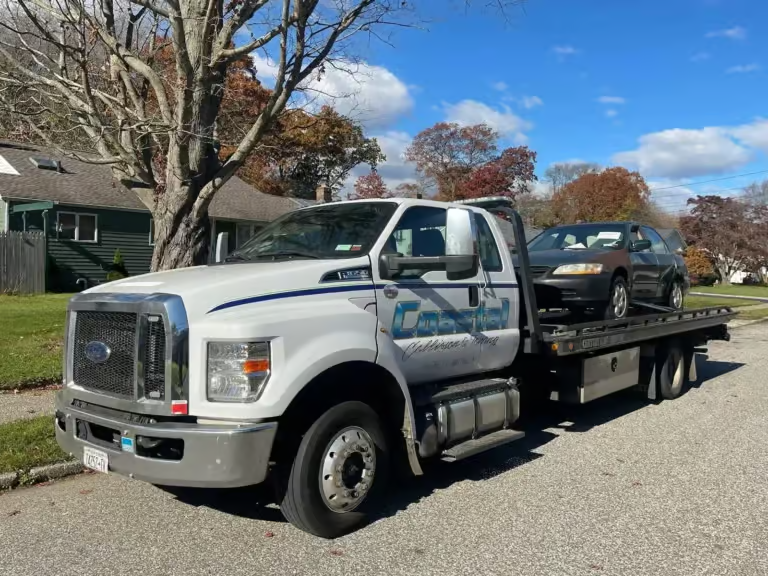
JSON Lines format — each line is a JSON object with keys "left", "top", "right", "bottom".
{"left": 278, "top": 401, "right": 389, "bottom": 538}
{"left": 658, "top": 342, "right": 686, "bottom": 399}
{"left": 603, "top": 275, "right": 629, "bottom": 320}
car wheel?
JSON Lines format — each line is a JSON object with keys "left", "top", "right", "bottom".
{"left": 277, "top": 401, "right": 389, "bottom": 538}
{"left": 668, "top": 280, "right": 684, "bottom": 311}
{"left": 604, "top": 276, "right": 629, "bottom": 320}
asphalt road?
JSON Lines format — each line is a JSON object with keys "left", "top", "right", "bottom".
{"left": 1, "top": 323, "right": 767, "bottom": 576}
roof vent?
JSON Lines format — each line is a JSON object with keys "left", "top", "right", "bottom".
{"left": 30, "top": 157, "right": 64, "bottom": 172}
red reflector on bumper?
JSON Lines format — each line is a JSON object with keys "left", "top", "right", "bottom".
{"left": 171, "top": 400, "right": 188, "bottom": 415}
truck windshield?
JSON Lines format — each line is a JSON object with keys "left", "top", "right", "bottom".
{"left": 227, "top": 202, "right": 397, "bottom": 261}
{"left": 528, "top": 224, "right": 627, "bottom": 251}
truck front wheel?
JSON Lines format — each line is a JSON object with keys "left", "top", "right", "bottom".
{"left": 277, "top": 401, "right": 390, "bottom": 538}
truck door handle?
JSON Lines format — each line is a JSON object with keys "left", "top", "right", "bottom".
{"left": 469, "top": 285, "right": 479, "bottom": 307}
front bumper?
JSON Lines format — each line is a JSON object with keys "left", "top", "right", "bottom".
{"left": 55, "top": 389, "right": 277, "bottom": 488}
{"left": 533, "top": 273, "right": 613, "bottom": 307}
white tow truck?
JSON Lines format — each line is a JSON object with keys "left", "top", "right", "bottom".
{"left": 55, "top": 196, "right": 734, "bottom": 538}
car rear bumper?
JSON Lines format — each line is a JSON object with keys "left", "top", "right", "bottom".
{"left": 533, "top": 274, "right": 613, "bottom": 307}
{"left": 55, "top": 389, "right": 277, "bottom": 488}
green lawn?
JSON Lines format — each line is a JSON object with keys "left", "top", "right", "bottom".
{"left": 732, "top": 307, "right": 768, "bottom": 321}
{"left": 0, "top": 415, "right": 69, "bottom": 475}
{"left": 685, "top": 295, "right": 754, "bottom": 309}
{"left": 0, "top": 294, "right": 71, "bottom": 390}
{"left": 692, "top": 285, "right": 768, "bottom": 298}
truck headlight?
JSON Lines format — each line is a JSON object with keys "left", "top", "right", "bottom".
{"left": 207, "top": 342, "right": 270, "bottom": 402}
{"left": 553, "top": 263, "right": 604, "bottom": 275}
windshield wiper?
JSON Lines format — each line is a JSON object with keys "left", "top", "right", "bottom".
{"left": 224, "top": 253, "right": 248, "bottom": 262}
{"left": 252, "top": 250, "right": 321, "bottom": 260}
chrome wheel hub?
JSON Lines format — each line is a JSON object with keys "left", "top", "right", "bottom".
{"left": 319, "top": 427, "right": 376, "bottom": 513}
{"left": 672, "top": 285, "right": 683, "bottom": 309}
{"left": 613, "top": 283, "right": 628, "bottom": 318}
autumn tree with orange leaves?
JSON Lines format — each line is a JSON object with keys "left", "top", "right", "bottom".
{"left": 404, "top": 122, "right": 537, "bottom": 201}
{"left": 552, "top": 167, "right": 651, "bottom": 224}
{"left": 350, "top": 171, "right": 391, "bottom": 200}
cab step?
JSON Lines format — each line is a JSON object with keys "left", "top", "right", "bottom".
{"left": 441, "top": 429, "right": 525, "bottom": 462}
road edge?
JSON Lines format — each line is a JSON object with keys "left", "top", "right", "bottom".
{"left": 0, "top": 460, "right": 83, "bottom": 490}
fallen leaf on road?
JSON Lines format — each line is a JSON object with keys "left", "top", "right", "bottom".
{"left": 631, "top": 481, "right": 643, "bottom": 487}
{"left": 589, "top": 564, "right": 603, "bottom": 571}
{"left": 7, "top": 510, "right": 20, "bottom": 517}
{"left": 601, "top": 472, "right": 615, "bottom": 477}
{"left": 329, "top": 549, "right": 344, "bottom": 557}
{"left": 264, "top": 531, "right": 274, "bottom": 538}
{"left": 79, "top": 489, "right": 93, "bottom": 495}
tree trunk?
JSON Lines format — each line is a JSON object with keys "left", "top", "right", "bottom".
{"left": 149, "top": 179, "right": 212, "bottom": 272}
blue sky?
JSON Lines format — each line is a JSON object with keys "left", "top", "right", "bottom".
{"left": 251, "top": 0, "right": 768, "bottom": 212}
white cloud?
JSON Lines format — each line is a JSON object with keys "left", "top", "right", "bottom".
{"left": 552, "top": 45, "right": 578, "bottom": 55}
{"left": 519, "top": 95, "right": 544, "bottom": 109}
{"left": 597, "top": 96, "right": 626, "bottom": 104}
{"left": 613, "top": 127, "right": 753, "bottom": 179}
{"left": 726, "top": 63, "right": 761, "bottom": 74}
{"left": 250, "top": 53, "right": 413, "bottom": 129}
{"left": 706, "top": 26, "right": 747, "bottom": 40}
{"left": 647, "top": 179, "right": 698, "bottom": 214}
{"left": 442, "top": 100, "right": 533, "bottom": 143}
{"left": 691, "top": 52, "right": 711, "bottom": 62}
{"left": 731, "top": 118, "right": 768, "bottom": 153}
{"left": 492, "top": 81, "right": 508, "bottom": 91}
{"left": 605, "top": 109, "right": 619, "bottom": 118}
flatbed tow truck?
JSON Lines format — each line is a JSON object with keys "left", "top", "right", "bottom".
{"left": 55, "top": 196, "right": 735, "bottom": 538}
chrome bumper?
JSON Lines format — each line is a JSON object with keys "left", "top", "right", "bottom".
{"left": 55, "top": 390, "right": 277, "bottom": 488}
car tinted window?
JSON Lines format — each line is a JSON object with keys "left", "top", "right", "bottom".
{"left": 474, "top": 213, "right": 502, "bottom": 272}
{"left": 528, "top": 224, "right": 626, "bottom": 251}
{"left": 641, "top": 226, "right": 669, "bottom": 254}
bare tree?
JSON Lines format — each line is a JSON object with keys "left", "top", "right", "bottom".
{"left": 744, "top": 179, "right": 768, "bottom": 207}
{"left": 0, "top": 1, "right": 406, "bottom": 269}
{"left": 544, "top": 161, "right": 600, "bottom": 195}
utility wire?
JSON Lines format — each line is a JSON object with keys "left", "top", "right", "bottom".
{"left": 649, "top": 169, "right": 768, "bottom": 191}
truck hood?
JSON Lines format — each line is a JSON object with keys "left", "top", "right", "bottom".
{"left": 84, "top": 258, "right": 371, "bottom": 320}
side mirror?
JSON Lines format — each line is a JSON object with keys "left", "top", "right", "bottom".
{"left": 215, "top": 232, "right": 229, "bottom": 263}
{"left": 631, "top": 239, "right": 652, "bottom": 252}
{"left": 675, "top": 247, "right": 684, "bottom": 255}
{"left": 381, "top": 208, "right": 479, "bottom": 279}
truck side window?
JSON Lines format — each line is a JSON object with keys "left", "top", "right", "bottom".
{"left": 474, "top": 214, "right": 502, "bottom": 272}
{"left": 641, "top": 226, "right": 669, "bottom": 254}
{"left": 385, "top": 207, "right": 446, "bottom": 278}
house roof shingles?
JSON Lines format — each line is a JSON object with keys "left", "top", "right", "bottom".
{"left": 0, "top": 142, "right": 311, "bottom": 222}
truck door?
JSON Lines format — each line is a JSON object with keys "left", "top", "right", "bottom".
{"left": 373, "top": 205, "right": 485, "bottom": 384}
{"left": 629, "top": 225, "right": 659, "bottom": 299}
{"left": 474, "top": 212, "right": 520, "bottom": 371}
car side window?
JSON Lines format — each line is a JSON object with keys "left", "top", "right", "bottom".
{"left": 641, "top": 226, "right": 669, "bottom": 254}
{"left": 631, "top": 228, "right": 652, "bottom": 253}
{"left": 474, "top": 213, "right": 502, "bottom": 272}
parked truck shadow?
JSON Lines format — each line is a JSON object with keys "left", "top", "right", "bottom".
{"left": 162, "top": 354, "right": 745, "bottom": 531}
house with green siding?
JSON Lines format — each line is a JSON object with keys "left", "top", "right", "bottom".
{"left": 0, "top": 142, "right": 312, "bottom": 292}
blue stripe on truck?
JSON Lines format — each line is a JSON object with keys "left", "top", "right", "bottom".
{"left": 207, "top": 282, "right": 519, "bottom": 313}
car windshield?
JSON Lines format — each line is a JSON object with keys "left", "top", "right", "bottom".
{"left": 227, "top": 202, "right": 397, "bottom": 261}
{"left": 528, "top": 224, "right": 626, "bottom": 251}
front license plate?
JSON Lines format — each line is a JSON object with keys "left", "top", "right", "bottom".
{"left": 83, "top": 446, "right": 108, "bottom": 473}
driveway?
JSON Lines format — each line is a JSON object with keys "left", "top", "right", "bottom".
{"left": 1, "top": 323, "right": 767, "bottom": 576}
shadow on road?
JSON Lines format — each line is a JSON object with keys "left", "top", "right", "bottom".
{"left": 160, "top": 354, "right": 744, "bottom": 532}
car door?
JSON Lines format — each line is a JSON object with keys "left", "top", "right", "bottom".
{"left": 373, "top": 205, "right": 484, "bottom": 384}
{"left": 473, "top": 211, "right": 520, "bottom": 371}
{"left": 629, "top": 225, "right": 659, "bottom": 300}
{"left": 642, "top": 226, "right": 676, "bottom": 301}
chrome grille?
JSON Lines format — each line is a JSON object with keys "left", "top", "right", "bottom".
{"left": 144, "top": 318, "right": 166, "bottom": 400}
{"left": 73, "top": 311, "right": 137, "bottom": 398}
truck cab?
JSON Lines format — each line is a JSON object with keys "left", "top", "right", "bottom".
{"left": 54, "top": 197, "right": 733, "bottom": 538}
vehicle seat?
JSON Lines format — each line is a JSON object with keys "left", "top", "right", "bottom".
{"left": 412, "top": 228, "right": 445, "bottom": 257}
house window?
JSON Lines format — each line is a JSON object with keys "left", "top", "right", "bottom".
{"left": 149, "top": 218, "right": 155, "bottom": 246}
{"left": 236, "top": 223, "right": 262, "bottom": 248}
{"left": 57, "top": 212, "right": 98, "bottom": 242}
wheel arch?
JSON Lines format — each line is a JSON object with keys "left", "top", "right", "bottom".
{"left": 272, "top": 360, "right": 422, "bottom": 477}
